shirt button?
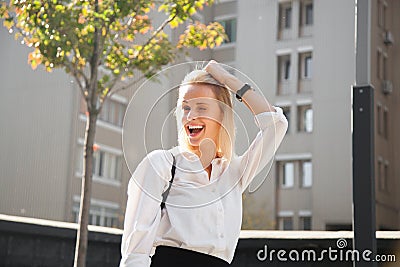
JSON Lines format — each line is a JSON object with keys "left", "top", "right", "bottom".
{"left": 211, "top": 188, "right": 216, "bottom": 193}
{"left": 218, "top": 207, "right": 223, "bottom": 212}
{"left": 219, "top": 233, "right": 224, "bottom": 238}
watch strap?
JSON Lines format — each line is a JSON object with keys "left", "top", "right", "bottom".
{"left": 235, "top": 83, "right": 253, "bottom": 102}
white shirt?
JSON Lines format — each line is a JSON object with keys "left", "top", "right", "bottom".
{"left": 120, "top": 107, "right": 288, "bottom": 267}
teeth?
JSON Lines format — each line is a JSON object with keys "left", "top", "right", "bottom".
{"left": 188, "top": 125, "right": 204, "bottom": 130}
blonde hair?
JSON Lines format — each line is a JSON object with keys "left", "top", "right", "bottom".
{"left": 176, "top": 70, "right": 235, "bottom": 161}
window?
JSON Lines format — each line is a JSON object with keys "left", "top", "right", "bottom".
{"left": 277, "top": 55, "right": 291, "bottom": 95}
{"left": 284, "top": 7, "right": 292, "bottom": 28}
{"left": 278, "top": 161, "right": 295, "bottom": 188}
{"left": 99, "top": 99, "right": 127, "bottom": 127}
{"left": 305, "top": 3, "right": 313, "bottom": 25}
{"left": 298, "top": 52, "right": 312, "bottom": 93}
{"left": 298, "top": 105, "right": 313, "bottom": 133}
{"left": 278, "top": 55, "right": 291, "bottom": 81}
{"left": 378, "top": 158, "right": 389, "bottom": 192}
{"left": 377, "top": 50, "right": 382, "bottom": 79}
{"left": 277, "top": 158, "right": 312, "bottom": 189}
{"left": 72, "top": 198, "right": 120, "bottom": 228}
{"left": 384, "top": 162, "right": 389, "bottom": 191}
{"left": 284, "top": 59, "right": 291, "bottom": 80}
{"left": 378, "top": 158, "right": 384, "bottom": 191}
{"left": 279, "top": 216, "right": 293, "bottom": 230}
{"left": 300, "top": 160, "right": 312, "bottom": 187}
{"left": 278, "top": 2, "right": 293, "bottom": 40}
{"left": 300, "top": 1, "right": 313, "bottom": 26}
{"left": 304, "top": 55, "right": 312, "bottom": 78}
{"left": 219, "top": 18, "right": 237, "bottom": 44}
{"left": 383, "top": 108, "right": 388, "bottom": 139}
{"left": 93, "top": 150, "right": 123, "bottom": 181}
{"left": 377, "top": 104, "right": 382, "bottom": 135}
{"left": 383, "top": 54, "right": 387, "bottom": 80}
{"left": 378, "top": 0, "right": 386, "bottom": 29}
{"left": 299, "top": 0, "right": 313, "bottom": 37}
{"left": 77, "top": 146, "right": 123, "bottom": 182}
{"left": 299, "top": 52, "right": 312, "bottom": 79}
{"left": 299, "top": 216, "right": 312, "bottom": 230}
{"left": 282, "top": 106, "right": 291, "bottom": 130}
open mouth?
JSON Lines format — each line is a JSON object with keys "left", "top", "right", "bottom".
{"left": 187, "top": 124, "right": 204, "bottom": 138}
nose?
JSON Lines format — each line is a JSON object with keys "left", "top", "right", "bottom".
{"left": 186, "top": 109, "right": 198, "bottom": 121}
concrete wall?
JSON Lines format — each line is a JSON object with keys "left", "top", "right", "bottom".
{"left": 311, "top": 0, "right": 354, "bottom": 230}
{"left": 1, "top": 215, "right": 399, "bottom": 267}
{"left": 0, "top": 27, "right": 76, "bottom": 221}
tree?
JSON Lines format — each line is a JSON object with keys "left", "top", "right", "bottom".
{"left": 0, "top": 1, "right": 226, "bottom": 266}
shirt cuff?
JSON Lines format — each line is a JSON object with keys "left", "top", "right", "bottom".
{"left": 253, "top": 106, "right": 287, "bottom": 130}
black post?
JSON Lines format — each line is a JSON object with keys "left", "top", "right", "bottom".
{"left": 352, "top": 85, "right": 377, "bottom": 267}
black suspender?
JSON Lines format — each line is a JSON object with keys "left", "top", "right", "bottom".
{"left": 160, "top": 154, "right": 176, "bottom": 210}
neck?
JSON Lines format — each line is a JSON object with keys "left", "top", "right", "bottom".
{"left": 189, "top": 142, "right": 217, "bottom": 169}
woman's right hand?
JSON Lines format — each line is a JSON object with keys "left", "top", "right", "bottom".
{"left": 203, "top": 60, "right": 239, "bottom": 92}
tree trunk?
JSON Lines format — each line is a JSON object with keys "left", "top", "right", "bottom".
{"left": 74, "top": 110, "right": 98, "bottom": 267}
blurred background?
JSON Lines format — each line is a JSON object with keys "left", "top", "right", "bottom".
{"left": 0, "top": 0, "right": 399, "bottom": 235}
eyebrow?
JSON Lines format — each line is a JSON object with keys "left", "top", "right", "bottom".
{"left": 182, "top": 100, "right": 209, "bottom": 105}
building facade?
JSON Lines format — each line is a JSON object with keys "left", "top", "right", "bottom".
{"left": 236, "top": 0, "right": 399, "bottom": 231}
{"left": 371, "top": 0, "right": 400, "bottom": 230}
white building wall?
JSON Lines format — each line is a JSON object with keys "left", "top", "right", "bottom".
{"left": 0, "top": 26, "right": 75, "bottom": 221}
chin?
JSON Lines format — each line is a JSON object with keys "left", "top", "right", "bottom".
{"left": 187, "top": 140, "right": 201, "bottom": 147}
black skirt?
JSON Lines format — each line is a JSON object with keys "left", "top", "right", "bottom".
{"left": 150, "top": 245, "right": 230, "bottom": 267}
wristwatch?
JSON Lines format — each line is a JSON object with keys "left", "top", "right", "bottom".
{"left": 235, "top": 83, "right": 253, "bottom": 102}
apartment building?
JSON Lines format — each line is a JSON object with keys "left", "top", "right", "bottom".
{"left": 1, "top": 0, "right": 399, "bottom": 231}
{"left": 0, "top": 26, "right": 129, "bottom": 228}
{"left": 372, "top": 0, "right": 400, "bottom": 230}
{"left": 235, "top": 0, "right": 399, "bottom": 230}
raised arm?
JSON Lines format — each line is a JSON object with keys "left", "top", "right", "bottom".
{"left": 204, "top": 60, "right": 288, "bottom": 190}
{"left": 204, "top": 60, "right": 275, "bottom": 115}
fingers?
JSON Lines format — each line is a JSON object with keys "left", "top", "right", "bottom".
{"left": 203, "top": 59, "right": 218, "bottom": 73}
{"left": 203, "top": 60, "right": 230, "bottom": 85}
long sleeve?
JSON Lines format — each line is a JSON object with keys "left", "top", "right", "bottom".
{"left": 120, "top": 150, "right": 172, "bottom": 267}
{"left": 237, "top": 106, "right": 288, "bottom": 191}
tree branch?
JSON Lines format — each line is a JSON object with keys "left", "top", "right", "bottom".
{"left": 104, "top": 13, "right": 178, "bottom": 100}
{"left": 134, "top": 13, "right": 178, "bottom": 61}
{"left": 63, "top": 59, "right": 89, "bottom": 97}
{"left": 107, "top": 74, "right": 147, "bottom": 100}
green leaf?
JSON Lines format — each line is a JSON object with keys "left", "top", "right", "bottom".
{"left": 1, "top": 0, "right": 225, "bottom": 95}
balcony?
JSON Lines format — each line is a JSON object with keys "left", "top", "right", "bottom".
{"left": 299, "top": 24, "right": 313, "bottom": 38}
{"left": 298, "top": 78, "right": 312, "bottom": 94}
{"left": 278, "top": 80, "right": 292, "bottom": 95}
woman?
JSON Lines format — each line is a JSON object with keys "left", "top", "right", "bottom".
{"left": 120, "top": 60, "right": 288, "bottom": 267}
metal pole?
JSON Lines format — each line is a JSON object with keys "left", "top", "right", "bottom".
{"left": 353, "top": 1, "right": 377, "bottom": 265}
{"left": 352, "top": 85, "right": 377, "bottom": 267}
{"left": 353, "top": 0, "right": 377, "bottom": 266}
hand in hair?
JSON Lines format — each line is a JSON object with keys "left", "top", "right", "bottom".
{"left": 203, "top": 60, "right": 238, "bottom": 92}
{"left": 204, "top": 60, "right": 275, "bottom": 114}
